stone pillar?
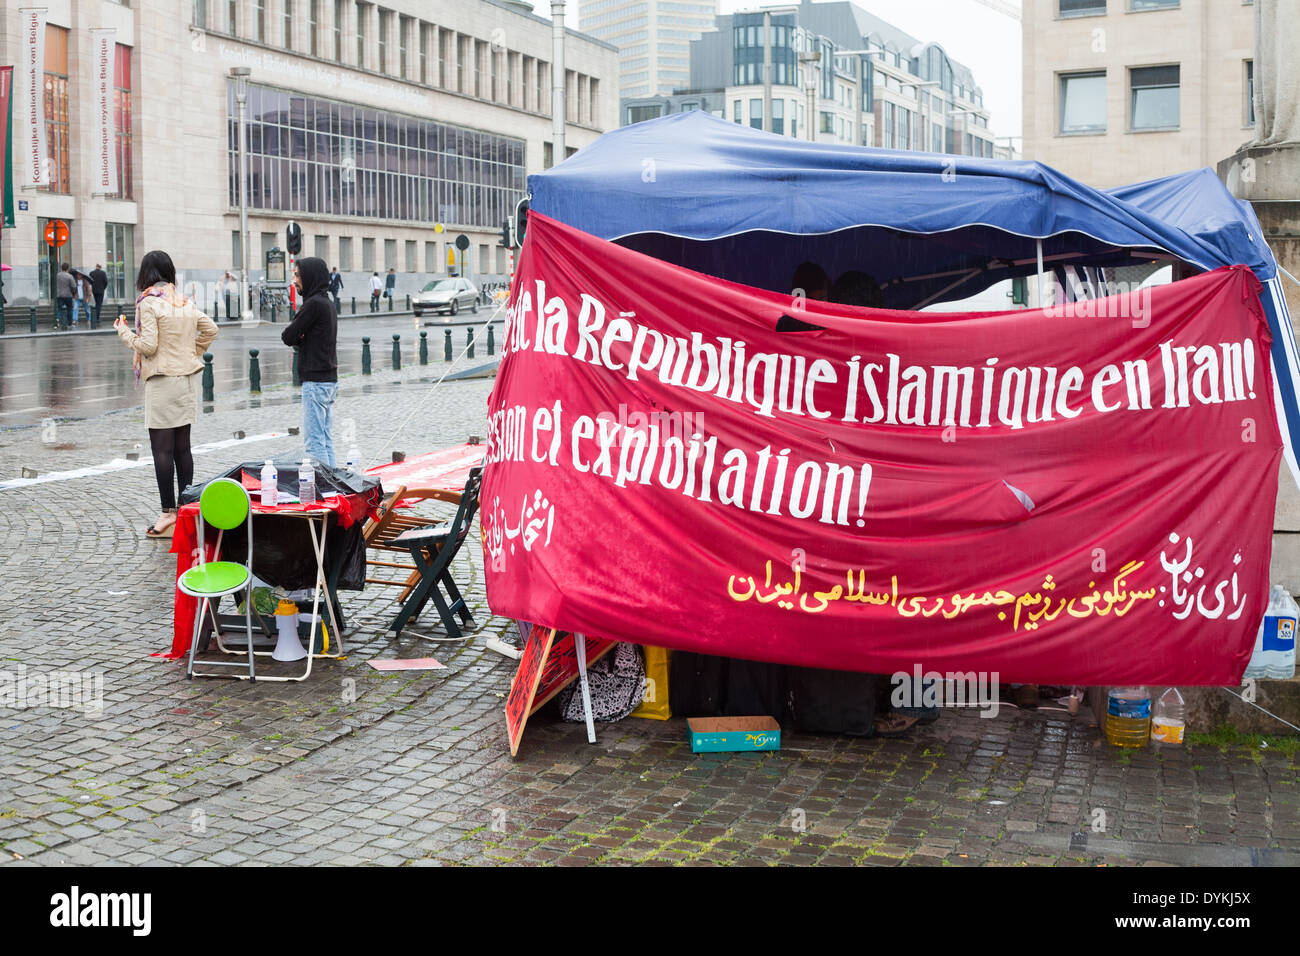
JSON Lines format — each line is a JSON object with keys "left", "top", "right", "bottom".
{"left": 1205, "top": 0, "right": 1300, "bottom": 733}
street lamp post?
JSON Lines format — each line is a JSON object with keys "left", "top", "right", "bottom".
{"left": 231, "top": 66, "right": 251, "bottom": 322}
{"left": 798, "top": 51, "right": 820, "bottom": 142}
{"left": 552, "top": 1, "right": 566, "bottom": 161}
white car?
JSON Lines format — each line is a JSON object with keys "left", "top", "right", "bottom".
{"left": 413, "top": 277, "right": 479, "bottom": 317}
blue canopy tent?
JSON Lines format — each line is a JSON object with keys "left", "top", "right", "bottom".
{"left": 527, "top": 110, "right": 1300, "bottom": 485}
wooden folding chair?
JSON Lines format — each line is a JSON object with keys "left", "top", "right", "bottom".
{"left": 363, "top": 483, "right": 464, "bottom": 604}
{"left": 387, "top": 467, "right": 483, "bottom": 639}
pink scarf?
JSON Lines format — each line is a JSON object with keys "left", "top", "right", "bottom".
{"left": 132, "top": 283, "right": 188, "bottom": 384}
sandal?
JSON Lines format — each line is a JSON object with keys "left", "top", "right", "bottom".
{"left": 873, "top": 712, "right": 919, "bottom": 738}
{"left": 146, "top": 510, "right": 177, "bottom": 538}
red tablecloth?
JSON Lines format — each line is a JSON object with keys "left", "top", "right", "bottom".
{"left": 158, "top": 489, "right": 377, "bottom": 660}
{"left": 365, "top": 444, "right": 484, "bottom": 494}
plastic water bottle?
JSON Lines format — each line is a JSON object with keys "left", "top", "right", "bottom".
{"left": 259, "top": 460, "right": 278, "bottom": 508}
{"left": 346, "top": 447, "right": 363, "bottom": 472}
{"left": 1244, "top": 585, "right": 1298, "bottom": 680}
{"left": 1151, "top": 687, "right": 1186, "bottom": 745}
{"left": 298, "top": 459, "right": 316, "bottom": 505}
{"left": 1104, "top": 686, "right": 1151, "bottom": 748}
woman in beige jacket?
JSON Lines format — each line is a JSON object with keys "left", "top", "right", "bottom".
{"left": 115, "top": 251, "right": 219, "bottom": 537}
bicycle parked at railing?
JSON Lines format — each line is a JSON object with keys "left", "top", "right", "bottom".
{"left": 252, "top": 282, "right": 291, "bottom": 319}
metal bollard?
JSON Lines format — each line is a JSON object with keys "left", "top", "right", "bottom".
{"left": 30, "top": 306, "right": 38, "bottom": 333}
{"left": 444, "top": 329, "right": 452, "bottom": 362}
{"left": 202, "top": 353, "right": 215, "bottom": 402}
{"left": 292, "top": 346, "right": 301, "bottom": 386}
{"left": 392, "top": 333, "right": 401, "bottom": 370}
{"left": 388, "top": 294, "right": 394, "bottom": 312}
{"left": 362, "top": 336, "right": 371, "bottom": 375}
{"left": 225, "top": 293, "right": 232, "bottom": 320}
{"left": 467, "top": 327, "right": 475, "bottom": 360}
{"left": 419, "top": 331, "right": 428, "bottom": 365}
{"left": 271, "top": 301, "right": 277, "bottom": 324}
{"left": 249, "top": 348, "right": 261, "bottom": 393}
{"left": 406, "top": 294, "right": 411, "bottom": 311}
{"left": 487, "top": 325, "right": 494, "bottom": 356}
{"left": 351, "top": 296, "right": 357, "bottom": 315}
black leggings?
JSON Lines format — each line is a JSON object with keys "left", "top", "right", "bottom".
{"left": 149, "top": 425, "right": 193, "bottom": 511}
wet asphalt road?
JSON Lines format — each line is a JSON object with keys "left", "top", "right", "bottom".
{"left": 0, "top": 309, "right": 503, "bottom": 428}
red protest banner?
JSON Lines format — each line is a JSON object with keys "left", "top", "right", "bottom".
{"left": 482, "top": 211, "right": 1282, "bottom": 686}
{"left": 0, "top": 66, "right": 11, "bottom": 226}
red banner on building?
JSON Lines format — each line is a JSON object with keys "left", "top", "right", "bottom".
{"left": 482, "top": 212, "right": 1282, "bottom": 685}
{"left": 0, "top": 66, "right": 12, "bottom": 224}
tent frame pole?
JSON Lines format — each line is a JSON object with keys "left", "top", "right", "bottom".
{"left": 1035, "top": 239, "right": 1045, "bottom": 308}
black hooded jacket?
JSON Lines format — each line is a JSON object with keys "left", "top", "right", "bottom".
{"left": 281, "top": 256, "right": 337, "bottom": 382}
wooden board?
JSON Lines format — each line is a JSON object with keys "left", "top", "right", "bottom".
{"left": 505, "top": 626, "right": 556, "bottom": 758}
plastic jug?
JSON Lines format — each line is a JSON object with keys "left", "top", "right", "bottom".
{"left": 298, "top": 459, "right": 316, "bottom": 505}
{"left": 259, "top": 460, "right": 278, "bottom": 508}
{"left": 1104, "top": 686, "right": 1151, "bottom": 748}
{"left": 1244, "top": 585, "right": 1297, "bottom": 680}
{"left": 346, "top": 447, "right": 363, "bottom": 472}
{"left": 1151, "top": 687, "right": 1186, "bottom": 745}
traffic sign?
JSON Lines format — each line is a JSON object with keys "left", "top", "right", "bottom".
{"left": 446, "top": 247, "right": 456, "bottom": 269}
{"left": 434, "top": 223, "right": 445, "bottom": 234}
{"left": 44, "top": 219, "right": 69, "bottom": 248}
{"left": 455, "top": 233, "right": 470, "bottom": 252}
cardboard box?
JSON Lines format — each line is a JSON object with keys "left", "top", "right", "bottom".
{"left": 687, "top": 716, "right": 781, "bottom": 753}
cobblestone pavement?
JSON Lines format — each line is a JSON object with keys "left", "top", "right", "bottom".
{"left": 2, "top": 361, "right": 1300, "bottom": 866}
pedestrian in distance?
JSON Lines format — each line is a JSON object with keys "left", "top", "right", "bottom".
{"left": 384, "top": 267, "right": 396, "bottom": 308}
{"left": 329, "top": 265, "right": 343, "bottom": 313}
{"left": 55, "top": 262, "right": 76, "bottom": 330}
{"left": 114, "top": 250, "right": 219, "bottom": 538}
{"left": 72, "top": 269, "right": 92, "bottom": 327}
{"left": 282, "top": 257, "right": 339, "bottom": 467}
{"left": 89, "top": 263, "right": 109, "bottom": 327}
{"left": 369, "top": 271, "right": 382, "bottom": 312}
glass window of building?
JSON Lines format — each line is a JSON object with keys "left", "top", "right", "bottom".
{"left": 283, "top": 0, "right": 292, "bottom": 48}
{"left": 1130, "top": 65, "right": 1179, "bottom": 130}
{"left": 228, "top": 0, "right": 238, "bottom": 35}
{"left": 1131, "top": 0, "right": 1177, "bottom": 8}
{"left": 478, "top": 244, "right": 489, "bottom": 275}
{"left": 406, "top": 240, "right": 417, "bottom": 272}
{"left": 419, "top": 23, "right": 429, "bottom": 83}
{"left": 497, "top": 246, "right": 506, "bottom": 274}
{"left": 254, "top": 0, "right": 266, "bottom": 42}
{"left": 363, "top": 238, "right": 375, "bottom": 271}
{"left": 820, "top": 111, "right": 833, "bottom": 134}
{"left": 308, "top": 1, "right": 319, "bottom": 56}
{"left": 339, "top": 237, "right": 353, "bottom": 271}
{"left": 1245, "top": 60, "right": 1255, "bottom": 126}
{"left": 334, "top": 0, "right": 344, "bottom": 59}
{"left": 1059, "top": 0, "right": 1105, "bottom": 15}
{"left": 42, "top": 25, "right": 70, "bottom": 195}
{"left": 114, "top": 45, "right": 134, "bottom": 199}
{"left": 425, "top": 241, "right": 437, "bottom": 272}
{"left": 193, "top": 0, "right": 207, "bottom": 29}
{"left": 356, "top": 2, "right": 367, "bottom": 68}
{"left": 384, "top": 238, "right": 397, "bottom": 270}
{"left": 771, "top": 99, "right": 784, "bottom": 135}
{"left": 378, "top": 9, "right": 390, "bottom": 72}
{"left": 733, "top": 100, "right": 742, "bottom": 123}
{"left": 749, "top": 98, "right": 762, "bottom": 130}
{"left": 1059, "top": 71, "right": 1106, "bottom": 133}
{"left": 105, "top": 224, "right": 135, "bottom": 302}
{"left": 399, "top": 16, "right": 410, "bottom": 77}
{"left": 315, "top": 235, "right": 329, "bottom": 260}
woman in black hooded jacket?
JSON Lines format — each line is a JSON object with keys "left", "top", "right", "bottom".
{"left": 281, "top": 257, "right": 339, "bottom": 466}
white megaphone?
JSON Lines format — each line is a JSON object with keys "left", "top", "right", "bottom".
{"left": 272, "top": 600, "right": 307, "bottom": 662}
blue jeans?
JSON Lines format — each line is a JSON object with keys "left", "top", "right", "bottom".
{"left": 301, "top": 381, "right": 337, "bottom": 467}
{"left": 72, "top": 299, "right": 89, "bottom": 325}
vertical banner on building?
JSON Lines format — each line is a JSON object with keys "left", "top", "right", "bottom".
{"left": 0, "top": 66, "right": 14, "bottom": 227}
{"left": 19, "top": 8, "right": 48, "bottom": 187}
{"left": 90, "top": 29, "right": 117, "bottom": 194}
